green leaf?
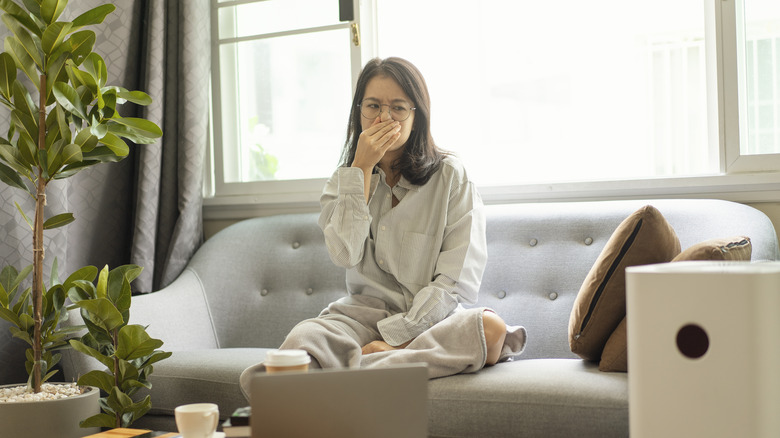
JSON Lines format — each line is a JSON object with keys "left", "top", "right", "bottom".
{"left": 115, "top": 88, "right": 152, "bottom": 106}
{"left": 41, "top": 0, "right": 68, "bottom": 25}
{"left": 43, "top": 212, "right": 74, "bottom": 229}
{"left": 96, "top": 265, "right": 108, "bottom": 299}
{"left": 116, "top": 325, "right": 163, "bottom": 361}
{"left": 74, "top": 127, "right": 98, "bottom": 151}
{"left": 107, "top": 123, "right": 160, "bottom": 145}
{"left": 56, "top": 159, "right": 98, "bottom": 179}
{"left": 71, "top": 4, "right": 115, "bottom": 29}
{"left": 50, "top": 257, "right": 61, "bottom": 286}
{"left": 69, "top": 338, "right": 113, "bottom": 369}
{"left": 0, "top": 143, "right": 33, "bottom": 177}
{"left": 77, "top": 369, "right": 114, "bottom": 394}
{"left": 46, "top": 137, "right": 65, "bottom": 175}
{"left": 53, "top": 81, "right": 86, "bottom": 119}
{"left": 11, "top": 105, "right": 38, "bottom": 140}
{"left": 12, "top": 286, "right": 30, "bottom": 314}
{"left": 38, "top": 148, "right": 49, "bottom": 179}
{"left": 83, "top": 52, "right": 106, "bottom": 88}
{"left": 75, "top": 297, "right": 124, "bottom": 332}
{"left": 111, "top": 118, "right": 163, "bottom": 140}
{"left": 106, "top": 386, "right": 134, "bottom": 416}
{"left": 14, "top": 201, "right": 33, "bottom": 230}
{"left": 0, "top": 161, "right": 27, "bottom": 191}
{"left": 0, "top": 52, "right": 16, "bottom": 100}
{"left": 0, "top": 0, "right": 41, "bottom": 35}
{"left": 41, "top": 21, "right": 71, "bottom": 55}
{"left": 60, "top": 142, "right": 82, "bottom": 165}
{"left": 107, "top": 265, "right": 141, "bottom": 312}
{"left": 138, "top": 350, "right": 172, "bottom": 370}
{"left": 66, "top": 281, "right": 95, "bottom": 305}
{"left": 68, "top": 63, "right": 96, "bottom": 94}
{"left": 16, "top": 132, "right": 37, "bottom": 168}
{"left": 10, "top": 264, "right": 32, "bottom": 297}
{"left": 79, "top": 413, "right": 116, "bottom": 429}
{"left": 64, "top": 265, "right": 98, "bottom": 288}
{"left": 98, "top": 132, "right": 128, "bottom": 156}
{"left": 64, "top": 30, "right": 95, "bottom": 65}
{"left": 0, "top": 306, "right": 21, "bottom": 327}
{"left": 41, "top": 368, "right": 59, "bottom": 384}
{"left": 127, "top": 395, "right": 152, "bottom": 424}
{"left": 90, "top": 116, "right": 108, "bottom": 139}
{"left": 45, "top": 51, "right": 69, "bottom": 104}
{"left": 19, "top": 312, "right": 33, "bottom": 330}
{"left": 4, "top": 36, "right": 38, "bottom": 87}
{"left": 2, "top": 16, "right": 43, "bottom": 70}
{"left": 10, "top": 326, "right": 32, "bottom": 345}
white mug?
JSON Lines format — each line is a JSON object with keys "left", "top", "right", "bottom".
{"left": 175, "top": 403, "right": 219, "bottom": 438}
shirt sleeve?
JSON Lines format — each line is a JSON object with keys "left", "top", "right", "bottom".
{"left": 318, "top": 167, "right": 373, "bottom": 268}
{"left": 377, "top": 178, "right": 488, "bottom": 346}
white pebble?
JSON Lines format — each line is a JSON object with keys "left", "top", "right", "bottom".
{"left": 0, "top": 383, "right": 85, "bottom": 403}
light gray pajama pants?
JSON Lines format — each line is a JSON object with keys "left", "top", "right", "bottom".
{"left": 240, "top": 295, "right": 527, "bottom": 399}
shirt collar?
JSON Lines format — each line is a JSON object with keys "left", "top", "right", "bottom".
{"left": 375, "top": 166, "right": 420, "bottom": 192}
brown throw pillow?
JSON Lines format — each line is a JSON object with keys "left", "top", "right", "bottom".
{"left": 599, "top": 236, "right": 753, "bottom": 373}
{"left": 599, "top": 317, "right": 628, "bottom": 372}
{"left": 569, "top": 205, "right": 680, "bottom": 361}
{"left": 672, "top": 236, "right": 752, "bottom": 261}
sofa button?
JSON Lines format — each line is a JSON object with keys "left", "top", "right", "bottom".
{"left": 549, "top": 292, "right": 558, "bottom": 300}
{"left": 497, "top": 290, "right": 507, "bottom": 299}
{"left": 584, "top": 237, "right": 593, "bottom": 245}
{"left": 529, "top": 239, "right": 538, "bottom": 247}
{"left": 261, "top": 289, "right": 269, "bottom": 296}
{"left": 292, "top": 241, "right": 301, "bottom": 249}
{"left": 306, "top": 288, "right": 313, "bottom": 295}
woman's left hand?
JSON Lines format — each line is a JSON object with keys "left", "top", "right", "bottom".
{"left": 361, "top": 339, "right": 412, "bottom": 355}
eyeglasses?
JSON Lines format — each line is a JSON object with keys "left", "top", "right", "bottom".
{"left": 358, "top": 100, "right": 416, "bottom": 121}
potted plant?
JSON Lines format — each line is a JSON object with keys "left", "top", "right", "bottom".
{"left": 0, "top": 1, "right": 168, "bottom": 436}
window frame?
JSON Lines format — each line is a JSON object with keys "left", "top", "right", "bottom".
{"left": 205, "top": 0, "right": 780, "bottom": 221}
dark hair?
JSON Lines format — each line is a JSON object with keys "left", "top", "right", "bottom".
{"left": 340, "top": 57, "right": 445, "bottom": 186}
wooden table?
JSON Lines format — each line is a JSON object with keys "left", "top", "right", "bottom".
{"left": 83, "top": 428, "right": 179, "bottom": 438}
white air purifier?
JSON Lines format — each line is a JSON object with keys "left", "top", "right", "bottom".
{"left": 626, "top": 261, "right": 780, "bottom": 438}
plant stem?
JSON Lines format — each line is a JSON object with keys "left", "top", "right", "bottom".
{"left": 113, "top": 328, "right": 120, "bottom": 428}
{"left": 32, "top": 74, "right": 48, "bottom": 393}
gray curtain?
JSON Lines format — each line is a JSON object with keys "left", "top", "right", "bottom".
{"left": 0, "top": 0, "right": 210, "bottom": 384}
{"left": 129, "top": 0, "right": 210, "bottom": 292}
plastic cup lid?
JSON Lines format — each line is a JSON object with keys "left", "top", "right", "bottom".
{"left": 264, "top": 349, "right": 311, "bottom": 367}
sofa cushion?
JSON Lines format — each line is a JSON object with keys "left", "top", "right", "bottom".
{"left": 671, "top": 236, "right": 752, "bottom": 261}
{"left": 599, "top": 317, "right": 628, "bottom": 372}
{"left": 569, "top": 205, "right": 680, "bottom": 361}
{"left": 599, "top": 236, "right": 754, "bottom": 372}
{"left": 134, "top": 348, "right": 268, "bottom": 432}
{"left": 428, "top": 358, "right": 628, "bottom": 438}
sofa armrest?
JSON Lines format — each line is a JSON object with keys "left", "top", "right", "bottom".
{"left": 130, "top": 268, "right": 220, "bottom": 351}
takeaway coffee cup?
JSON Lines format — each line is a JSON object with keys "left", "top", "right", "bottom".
{"left": 264, "top": 349, "right": 311, "bottom": 373}
{"left": 175, "top": 403, "right": 219, "bottom": 438}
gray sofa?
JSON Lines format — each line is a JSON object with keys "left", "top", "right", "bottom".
{"left": 54, "top": 198, "right": 779, "bottom": 437}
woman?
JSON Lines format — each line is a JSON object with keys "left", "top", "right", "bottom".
{"left": 241, "top": 58, "right": 525, "bottom": 391}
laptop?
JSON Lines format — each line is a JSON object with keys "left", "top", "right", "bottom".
{"left": 250, "top": 363, "right": 428, "bottom": 438}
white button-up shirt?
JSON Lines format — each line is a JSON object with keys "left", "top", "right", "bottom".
{"left": 319, "top": 155, "right": 487, "bottom": 346}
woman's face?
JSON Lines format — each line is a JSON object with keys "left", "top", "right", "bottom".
{"left": 360, "top": 75, "right": 415, "bottom": 157}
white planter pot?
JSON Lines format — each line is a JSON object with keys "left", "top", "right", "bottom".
{"left": 0, "top": 383, "right": 100, "bottom": 438}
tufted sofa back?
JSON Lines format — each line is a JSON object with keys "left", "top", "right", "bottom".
{"left": 186, "top": 198, "right": 779, "bottom": 360}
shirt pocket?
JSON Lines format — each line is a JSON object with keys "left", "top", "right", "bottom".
{"left": 398, "top": 232, "right": 438, "bottom": 286}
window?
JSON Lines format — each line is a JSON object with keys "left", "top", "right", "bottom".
{"left": 211, "top": 0, "right": 358, "bottom": 193}
{"left": 208, "top": 0, "right": 780, "bottom": 216}
{"left": 742, "top": 0, "right": 780, "bottom": 155}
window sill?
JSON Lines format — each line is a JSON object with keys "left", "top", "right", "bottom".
{"left": 203, "top": 172, "right": 780, "bottom": 221}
